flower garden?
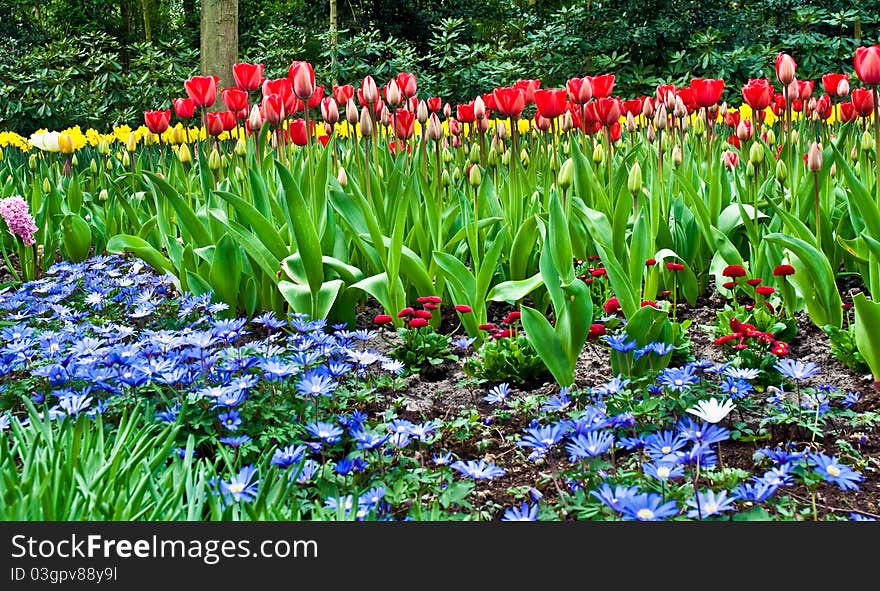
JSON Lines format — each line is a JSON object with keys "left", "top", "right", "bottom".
{"left": 1, "top": 49, "right": 880, "bottom": 522}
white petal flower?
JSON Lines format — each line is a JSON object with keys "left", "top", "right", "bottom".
{"left": 29, "top": 131, "right": 60, "bottom": 152}
{"left": 686, "top": 397, "right": 736, "bottom": 424}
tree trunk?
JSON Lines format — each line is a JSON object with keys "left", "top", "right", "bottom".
{"left": 330, "top": 0, "right": 338, "bottom": 83}
{"left": 201, "top": 0, "right": 238, "bottom": 92}
{"left": 141, "top": 0, "right": 152, "bottom": 41}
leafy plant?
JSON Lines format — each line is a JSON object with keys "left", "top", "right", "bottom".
{"left": 463, "top": 333, "right": 549, "bottom": 386}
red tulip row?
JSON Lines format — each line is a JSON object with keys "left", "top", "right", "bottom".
{"left": 141, "top": 46, "right": 880, "bottom": 143}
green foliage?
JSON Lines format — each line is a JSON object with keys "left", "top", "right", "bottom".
{"left": 824, "top": 324, "right": 868, "bottom": 373}
{"left": 463, "top": 333, "right": 550, "bottom": 386}
{"left": 390, "top": 325, "right": 456, "bottom": 376}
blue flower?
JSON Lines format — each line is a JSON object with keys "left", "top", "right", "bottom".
{"left": 773, "top": 358, "right": 821, "bottom": 381}
{"left": 722, "top": 366, "right": 761, "bottom": 380}
{"left": 618, "top": 492, "right": 680, "bottom": 521}
{"left": 252, "top": 312, "right": 287, "bottom": 331}
{"left": 433, "top": 452, "right": 454, "bottom": 466}
{"left": 218, "top": 409, "right": 242, "bottom": 431}
{"left": 842, "top": 391, "right": 861, "bottom": 407}
{"left": 218, "top": 435, "right": 251, "bottom": 447}
{"left": 297, "top": 369, "right": 337, "bottom": 398}
{"left": 501, "top": 502, "right": 539, "bottom": 521}
{"left": 643, "top": 462, "right": 686, "bottom": 481}
{"left": 518, "top": 423, "right": 567, "bottom": 460}
{"left": 634, "top": 341, "right": 674, "bottom": 360}
{"left": 542, "top": 391, "right": 572, "bottom": 412}
{"left": 758, "top": 464, "right": 795, "bottom": 488}
{"left": 484, "top": 383, "right": 511, "bottom": 405}
{"left": 590, "top": 483, "right": 640, "bottom": 512}
{"left": 754, "top": 446, "right": 805, "bottom": 465}
{"left": 676, "top": 418, "right": 730, "bottom": 445}
{"left": 452, "top": 336, "right": 476, "bottom": 350}
{"left": 657, "top": 366, "right": 699, "bottom": 392}
{"left": 352, "top": 429, "right": 390, "bottom": 451}
{"left": 335, "top": 456, "right": 368, "bottom": 476}
{"left": 602, "top": 334, "right": 637, "bottom": 353}
{"left": 566, "top": 430, "right": 614, "bottom": 461}
{"left": 809, "top": 453, "right": 863, "bottom": 491}
{"left": 306, "top": 421, "right": 344, "bottom": 445}
{"left": 850, "top": 513, "right": 877, "bottom": 521}
{"left": 0, "top": 413, "right": 10, "bottom": 431}
{"left": 271, "top": 444, "right": 307, "bottom": 468}
{"left": 644, "top": 430, "right": 687, "bottom": 461}
{"left": 686, "top": 490, "right": 736, "bottom": 519}
{"left": 732, "top": 481, "right": 778, "bottom": 503}
{"left": 155, "top": 403, "right": 180, "bottom": 423}
{"left": 721, "top": 377, "right": 753, "bottom": 399}
{"left": 450, "top": 459, "right": 506, "bottom": 480}
{"left": 219, "top": 466, "right": 259, "bottom": 503}
{"left": 592, "top": 376, "right": 630, "bottom": 397}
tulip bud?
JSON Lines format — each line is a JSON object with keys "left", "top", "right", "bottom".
{"left": 558, "top": 158, "right": 574, "bottom": 190}
{"left": 830, "top": 163, "right": 837, "bottom": 177}
{"left": 592, "top": 143, "right": 604, "bottom": 163}
{"left": 643, "top": 97, "right": 655, "bottom": 118}
{"left": 417, "top": 100, "right": 429, "bottom": 124}
{"left": 692, "top": 114, "right": 704, "bottom": 136}
{"left": 674, "top": 96, "right": 687, "bottom": 118}
{"left": 208, "top": 147, "right": 222, "bottom": 171}
{"left": 234, "top": 166, "right": 245, "bottom": 182}
{"left": 646, "top": 124, "right": 656, "bottom": 143}
{"left": 851, "top": 145, "right": 860, "bottom": 161}
{"left": 442, "top": 147, "right": 453, "bottom": 163}
{"left": 441, "top": 169, "right": 451, "bottom": 187}
{"left": 337, "top": 167, "right": 348, "bottom": 188}
{"left": 749, "top": 141, "right": 764, "bottom": 165}
{"left": 468, "top": 164, "right": 482, "bottom": 187}
{"left": 362, "top": 75, "right": 379, "bottom": 104}
{"left": 672, "top": 144, "right": 683, "bottom": 167}
{"left": 496, "top": 122, "right": 508, "bottom": 140}
{"left": 549, "top": 152, "right": 559, "bottom": 174}
{"left": 469, "top": 142, "right": 481, "bottom": 164}
{"left": 746, "top": 162, "right": 755, "bottom": 178}
{"left": 58, "top": 132, "right": 75, "bottom": 154}
{"left": 452, "top": 165, "right": 461, "bottom": 183}
{"left": 837, "top": 78, "right": 850, "bottom": 97}
{"left": 807, "top": 141, "right": 822, "bottom": 172}
{"left": 376, "top": 164, "right": 384, "bottom": 180}
{"left": 178, "top": 143, "right": 192, "bottom": 165}
{"left": 90, "top": 158, "right": 98, "bottom": 174}
{"left": 561, "top": 111, "right": 574, "bottom": 132}
{"left": 680, "top": 116, "right": 689, "bottom": 132}
{"left": 775, "top": 159, "right": 788, "bottom": 182}
{"left": 233, "top": 137, "right": 246, "bottom": 157}
{"left": 474, "top": 96, "right": 486, "bottom": 120}
{"left": 654, "top": 104, "right": 667, "bottom": 130}
{"left": 98, "top": 140, "right": 110, "bottom": 156}
{"left": 126, "top": 132, "right": 137, "bottom": 152}
{"left": 765, "top": 128, "right": 776, "bottom": 145}
{"left": 43, "top": 177, "right": 51, "bottom": 193}
{"left": 29, "top": 154, "right": 38, "bottom": 170}
{"left": 501, "top": 151, "right": 511, "bottom": 166}
{"left": 359, "top": 107, "right": 374, "bottom": 138}
{"left": 790, "top": 129, "right": 799, "bottom": 143}
{"left": 520, "top": 148, "right": 530, "bottom": 168}
{"left": 380, "top": 108, "right": 391, "bottom": 127}
{"left": 626, "top": 112, "right": 636, "bottom": 134}
{"left": 862, "top": 130, "right": 874, "bottom": 152}
{"left": 99, "top": 188, "right": 109, "bottom": 201}
{"left": 0, "top": 148, "right": 3, "bottom": 162}
{"left": 122, "top": 152, "right": 130, "bottom": 167}
{"left": 786, "top": 80, "right": 799, "bottom": 102}
{"left": 487, "top": 146, "right": 498, "bottom": 168}
{"left": 385, "top": 80, "right": 401, "bottom": 107}
{"left": 736, "top": 120, "right": 753, "bottom": 142}
{"left": 627, "top": 161, "right": 643, "bottom": 194}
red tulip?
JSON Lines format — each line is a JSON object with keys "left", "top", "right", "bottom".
{"left": 677, "top": 87, "right": 697, "bottom": 113}
{"left": 260, "top": 94, "right": 284, "bottom": 126}
{"left": 589, "top": 74, "right": 615, "bottom": 99}
{"left": 361, "top": 75, "right": 379, "bottom": 104}
{"left": 395, "top": 72, "right": 417, "bottom": 98}
{"left": 184, "top": 75, "right": 217, "bottom": 108}
{"left": 533, "top": 112, "right": 552, "bottom": 131}
{"left": 481, "top": 92, "right": 497, "bottom": 111}
{"left": 144, "top": 109, "right": 171, "bottom": 134}
{"left": 775, "top": 53, "right": 797, "bottom": 85}
{"left": 288, "top": 118, "right": 309, "bottom": 146}
{"left": 594, "top": 97, "right": 621, "bottom": 126}
{"left": 332, "top": 84, "right": 354, "bottom": 105}
{"left": 814, "top": 94, "right": 832, "bottom": 119}
{"left": 172, "top": 97, "right": 195, "bottom": 119}
{"left": 307, "top": 85, "right": 324, "bottom": 109}
{"left": 656, "top": 84, "right": 676, "bottom": 107}
{"left": 852, "top": 87, "right": 875, "bottom": 116}
{"left": 456, "top": 102, "right": 476, "bottom": 124}
{"left": 288, "top": 61, "right": 316, "bottom": 101}
{"left": 221, "top": 88, "right": 248, "bottom": 112}
{"left": 566, "top": 76, "right": 592, "bottom": 104}
{"left": 514, "top": 79, "right": 541, "bottom": 104}
{"left": 393, "top": 108, "right": 416, "bottom": 140}
{"left": 724, "top": 109, "right": 740, "bottom": 128}
{"left": 839, "top": 101, "right": 857, "bottom": 122}
{"left": 822, "top": 73, "right": 849, "bottom": 96}
{"left": 320, "top": 96, "right": 339, "bottom": 125}
{"left": 609, "top": 121, "right": 622, "bottom": 141}
{"left": 427, "top": 97, "right": 442, "bottom": 112}
{"left": 534, "top": 88, "right": 568, "bottom": 119}
{"left": 741, "top": 78, "right": 773, "bottom": 111}
{"left": 493, "top": 87, "right": 526, "bottom": 118}
{"left": 622, "top": 97, "right": 644, "bottom": 116}
{"left": 204, "top": 111, "right": 226, "bottom": 136}
{"left": 723, "top": 150, "right": 739, "bottom": 170}
{"left": 797, "top": 80, "right": 814, "bottom": 100}
{"left": 690, "top": 78, "right": 725, "bottom": 108}
{"left": 232, "top": 62, "right": 263, "bottom": 92}
{"left": 220, "top": 110, "right": 237, "bottom": 131}
{"left": 262, "top": 77, "right": 297, "bottom": 117}
{"left": 855, "top": 45, "right": 880, "bottom": 85}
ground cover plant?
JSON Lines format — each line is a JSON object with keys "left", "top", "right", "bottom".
{"left": 1, "top": 47, "right": 880, "bottom": 520}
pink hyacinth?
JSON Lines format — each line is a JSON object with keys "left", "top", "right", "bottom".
{"left": 0, "top": 196, "right": 38, "bottom": 246}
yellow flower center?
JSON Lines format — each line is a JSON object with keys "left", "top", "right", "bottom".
{"left": 826, "top": 465, "right": 841, "bottom": 477}
{"left": 661, "top": 445, "right": 672, "bottom": 454}
{"left": 657, "top": 466, "right": 671, "bottom": 478}
{"left": 227, "top": 483, "right": 244, "bottom": 494}
{"left": 636, "top": 508, "right": 655, "bottom": 520}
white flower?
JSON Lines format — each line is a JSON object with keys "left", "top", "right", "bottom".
{"left": 686, "top": 397, "right": 736, "bottom": 424}
{"left": 29, "top": 131, "right": 61, "bottom": 152}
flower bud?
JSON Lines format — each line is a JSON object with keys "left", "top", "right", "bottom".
{"left": 234, "top": 166, "right": 245, "bottom": 182}
{"left": 851, "top": 145, "right": 859, "bottom": 161}
{"left": 98, "top": 140, "right": 110, "bottom": 156}
{"left": 427, "top": 113, "right": 443, "bottom": 141}
{"left": 558, "top": 157, "right": 573, "bottom": 190}
{"left": 674, "top": 96, "right": 687, "bottom": 118}
{"left": 29, "top": 154, "right": 38, "bottom": 170}
{"left": 592, "top": 143, "right": 604, "bottom": 163}
{"left": 468, "top": 164, "right": 482, "bottom": 187}
{"left": 627, "top": 161, "right": 643, "bottom": 194}
{"left": 469, "top": 142, "right": 481, "bottom": 164}
{"left": 862, "top": 130, "right": 874, "bottom": 152}
{"left": 837, "top": 78, "right": 850, "bottom": 97}
{"left": 474, "top": 96, "right": 486, "bottom": 120}
{"left": 442, "top": 148, "right": 453, "bottom": 163}
{"left": 496, "top": 122, "right": 508, "bottom": 140}
{"left": 692, "top": 114, "right": 705, "bottom": 136}
{"left": 643, "top": 97, "right": 654, "bottom": 118}
{"left": 122, "top": 152, "right": 130, "bottom": 167}
{"left": 208, "top": 147, "right": 222, "bottom": 171}
{"left": 654, "top": 104, "right": 667, "bottom": 130}
{"left": 520, "top": 148, "right": 530, "bottom": 168}
{"left": 98, "top": 188, "right": 109, "bottom": 201}
{"left": 487, "top": 146, "right": 498, "bottom": 167}
{"left": 234, "top": 137, "right": 247, "bottom": 156}
{"left": 362, "top": 75, "right": 379, "bottom": 104}
{"left": 830, "top": 163, "right": 837, "bottom": 177}
{"left": 58, "top": 132, "right": 75, "bottom": 154}
{"left": 765, "top": 128, "right": 776, "bottom": 145}
{"left": 646, "top": 124, "right": 656, "bottom": 143}
{"left": 452, "top": 165, "right": 461, "bottom": 183}
{"left": 790, "top": 129, "right": 799, "bottom": 143}
{"left": 672, "top": 144, "right": 683, "bottom": 167}
{"left": 807, "top": 141, "right": 822, "bottom": 172}
{"left": 90, "top": 158, "right": 98, "bottom": 174}
{"left": 561, "top": 111, "right": 574, "bottom": 132}
{"left": 501, "top": 151, "right": 510, "bottom": 166}
{"left": 380, "top": 108, "right": 391, "bottom": 127}
{"left": 626, "top": 111, "right": 636, "bottom": 134}
{"left": 126, "top": 132, "right": 137, "bottom": 152}
{"left": 441, "top": 169, "right": 451, "bottom": 187}
{"left": 337, "top": 166, "right": 348, "bottom": 188}
{"left": 443, "top": 102, "right": 452, "bottom": 118}
{"left": 680, "top": 116, "right": 689, "bottom": 132}
{"left": 736, "top": 120, "right": 753, "bottom": 142}
{"left": 346, "top": 99, "right": 359, "bottom": 126}
{"left": 749, "top": 141, "right": 764, "bottom": 165}
{"left": 746, "top": 162, "right": 755, "bottom": 178}
{"left": 385, "top": 80, "right": 401, "bottom": 107}
{"left": 775, "top": 159, "right": 787, "bottom": 182}
{"left": 43, "top": 177, "right": 51, "bottom": 193}
{"left": 417, "top": 100, "right": 429, "bottom": 124}
{"left": 359, "top": 107, "right": 374, "bottom": 137}
{"left": 786, "top": 80, "right": 799, "bottom": 102}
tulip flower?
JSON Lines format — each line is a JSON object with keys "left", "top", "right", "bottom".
{"left": 534, "top": 88, "right": 568, "bottom": 119}
{"left": 775, "top": 53, "right": 797, "bottom": 85}
{"left": 797, "top": 79, "right": 814, "bottom": 100}
{"left": 854, "top": 45, "right": 880, "bottom": 85}
{"left": 395, "top": 72, "right": 418, "bottom": 99}
{"left": 221, "top": 88, "right": 248, "bottom": 112}
{"left": 852, "top": 87, "right": 874, "bottom": 117}
{"left": 690, "top": 78, "right": 725, "bottom": 108}
{"left": 741, "top": 78, "right": 773, "bottom": 111}
{"left": 426, "top": 97, "right": 442, "bottom": 113}
{"left": 594, "top": 97, "right": 621, "bottom": 126}
{"left": 456, "top": 102, "right": 476, "bottom": 124}
{"left": 822, "top": 72, "right": 849, "bottom": 96}
{"left": 29, "top": 131, "right": 60, "bottom": 152}
{"left": 204, "top": 111, "right": 226, "bottom": 136}
{"left": 426, "top": 113, "right": 443, "bottom": 140}
{"left": 288, "top": 60, "right": 315, "bottom": 101}
{"left": 320, "top": 96, "right": 339, "bottom": 125}
{"left": 590, "top": 74, "right": 615, "bottom": 99}
{"left": 232, "top": 62, "right": 264, "bottom": 92}
{"left": 306, "top": 85, "right": 324, "bottom": 109}
{"left": 358, "top": 106, "right": 374, "bottom": 137}
{"left": 621, "top": 97, "right": 644, "bottom": 116}
{"left": 384, "top": 79, "right": 402, "bottom": 107}
{"left": 566, "top": 76, "right": 592, "bottom": 104}
{"left": 514, "top": 79, "right": 540, "bottom": 104}
{"left": 184, "top": 75, "right": 218, "bottom": 108}
{"left": 144, "top": 109, "right": 171, "bottom": 135}
{"left": 492, "top": 87, "right": 526, "bottom": 118}
{"left": 288, "top": 119, "right": 309, "bottom": 146}
{"left": 839, "top": 101, "right": 857, "bottom": 122}
{"left": 262, "top": 78, "right": 297, "bottom": 117}
{"left": 807, "top": 141, "right": 823, "bottom": 172}
{"left": 248, "top": 104, "right": 264, "bottom": 131}
{"left": 172, "top": 97, "right": 196, "bottom": 119}
{"left": 260, "top": 94, "right": 284, "bottom": 126}
{"left": 393, "top": 108, "right": 416, "bottom": 140}
{"left": 332, "top": 84, "right": 354, "bottom": 105}
{"left": 361, "top": 75, "right": 379, "bottom": 104}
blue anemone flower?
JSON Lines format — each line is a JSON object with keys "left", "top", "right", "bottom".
{"left": 219, "top": 466, "right": 259, "bottom": 503}
{"left": 501, "top": 502, "right": 539, "bottom": 521}
{"left": 773, "top": 358, "right": 821, "bottom": 381}
{"left": 619, "top": 493, "right": 680, "bottom": 521}
{"left": 809, "top": 453, "right": 863, "bottom": 491}
{"left": 686, "top": 489, "right": 736, "bottom": 519}
{"left": 450, "top": 459, "right": 506, "bottom": 480}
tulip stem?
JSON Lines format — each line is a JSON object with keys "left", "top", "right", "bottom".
{"left": 874, "top": 86, "right": 880, "bottom": 206}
